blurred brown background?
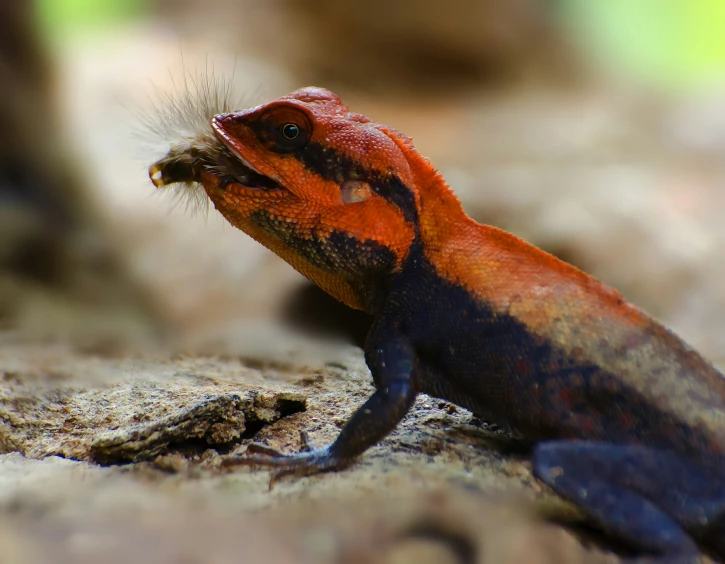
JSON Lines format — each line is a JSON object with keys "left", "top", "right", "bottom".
{"left": 3, "top": 0, "right": 723, "bottom": 361}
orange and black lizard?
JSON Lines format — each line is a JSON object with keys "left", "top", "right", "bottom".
{"left": 149, "top": 87, "right": 725, "bottom": 563}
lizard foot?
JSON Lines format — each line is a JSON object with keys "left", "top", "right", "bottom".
{"left": 222, "top": 439, "right": 349, "bottom": 488}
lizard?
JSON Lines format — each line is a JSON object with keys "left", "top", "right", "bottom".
{"left": 148, "top": 86, "right": 725, "bottom": 563}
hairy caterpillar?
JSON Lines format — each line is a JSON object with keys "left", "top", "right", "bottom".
{"left": 140, "top": 70, "right": 260, "bottom": 215}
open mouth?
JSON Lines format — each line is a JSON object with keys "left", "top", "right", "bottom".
{"left": 213, "top": 149, "right": 281, "bottom": 191}
{"left": 211, "top": 117, "right": 284, "bottom": 191}
{"left": 149, "top": 139, "right": 281, "bottom": 192}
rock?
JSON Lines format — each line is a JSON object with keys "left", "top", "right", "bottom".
{"left": 0, "top": 452, "right": 603, "bottom": 564}
{"left": 0, "top": 328, "right": 621, "bottom": 562}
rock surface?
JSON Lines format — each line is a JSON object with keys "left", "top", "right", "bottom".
{"left": 0, "top": 454, "right": 602, "bottom": 564}
{"left": 0, "top": 329, "right": 620, "bottom": 563}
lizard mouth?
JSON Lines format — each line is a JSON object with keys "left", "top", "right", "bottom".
{"left": 211, "top": 116, "right": 284, "bottom": 190}
{"left": 148, "top": 139, "right": 282, "bottom": 192}
{"left": 214, "top": 150, "right": 282, "bottom": 191}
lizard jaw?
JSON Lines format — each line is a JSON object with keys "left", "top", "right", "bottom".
{"left": 211, "top": 115, "right": 284, "bottom": 186}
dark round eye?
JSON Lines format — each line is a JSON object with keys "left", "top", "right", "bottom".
{"left": 281, "top": 123, "right": 300, "bottom": 139}
{"left": 258, "top": 106, "right": 312, "bottom": 152}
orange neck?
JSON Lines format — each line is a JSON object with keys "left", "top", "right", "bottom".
{"left": 407, "top": 157, "right": 473, "bottom": 250}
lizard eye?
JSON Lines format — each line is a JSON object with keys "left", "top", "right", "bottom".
{"left": 258, "top": 106, "right": 312, "bottom": 153}
{"left": 281, "top": 123, "right": 300, "bottom": 139}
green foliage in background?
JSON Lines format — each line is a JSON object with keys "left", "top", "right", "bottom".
{"left": 36, "top": 0, "right": 149, "bottom": 38}
{"left": 561, "top": 0, "right": 725, "bottom": 90}
{"left": 35, "top": 0, "right": 725, "bottom": 91}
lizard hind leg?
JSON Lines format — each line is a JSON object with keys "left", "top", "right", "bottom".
{"left": 532, "top": 440, "right": 725, "bottom": 562}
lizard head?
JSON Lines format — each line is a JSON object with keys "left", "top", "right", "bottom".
{"left": 150, "top": 87, "right": 422, "bottom": 311}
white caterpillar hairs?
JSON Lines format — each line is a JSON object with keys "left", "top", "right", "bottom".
{"left": 137, "top": 67, "right": 261, "bottom": 215}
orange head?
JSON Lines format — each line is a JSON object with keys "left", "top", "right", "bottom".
{"left": 192, "top": 87, "right": 428, "bottom": 311}
{"left": 149, "top": 87, "right": 465, "bottom": 311}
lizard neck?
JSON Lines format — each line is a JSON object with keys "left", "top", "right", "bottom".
{"left": 412, "top": 164, "right": 473, "bottom": 252}
{"left": 362, "top": 166, "right": 472, "bottom": 316}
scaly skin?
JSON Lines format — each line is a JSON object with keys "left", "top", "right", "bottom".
{"left": 150, "top": 87, "right": 725, "bottom": 563}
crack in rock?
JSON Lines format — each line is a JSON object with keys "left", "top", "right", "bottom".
{"left": 90, "top": 392, "right": 306, "bottom": 465}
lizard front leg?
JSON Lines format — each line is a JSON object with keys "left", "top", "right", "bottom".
{"left": 223, "top": 325, "right": 418, "bottom": 484}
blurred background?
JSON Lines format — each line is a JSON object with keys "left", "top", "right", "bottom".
{"left": 2, "top": 0, "right": 724, "bottom": 365}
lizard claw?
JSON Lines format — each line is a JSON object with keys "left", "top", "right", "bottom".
{"left": 244, "top": 443, "right": 286, "bottom": 457}
{"left": 237, "top": 430, "right": 311, "bottom": 459}
{"left": 222, "top": 441, "right": 349, "bottom": 489}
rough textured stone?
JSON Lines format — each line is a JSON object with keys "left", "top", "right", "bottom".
{"left": 0, "top": 453, "right": 607, "bottom": 564}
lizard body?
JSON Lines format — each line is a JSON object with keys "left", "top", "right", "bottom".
{"left": 149, "top": 87, "right": 725, "bottom": 562}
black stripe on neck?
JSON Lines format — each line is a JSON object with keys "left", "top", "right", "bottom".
{"left": 298, "top": 141, "right": 418, "bottom": 224}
